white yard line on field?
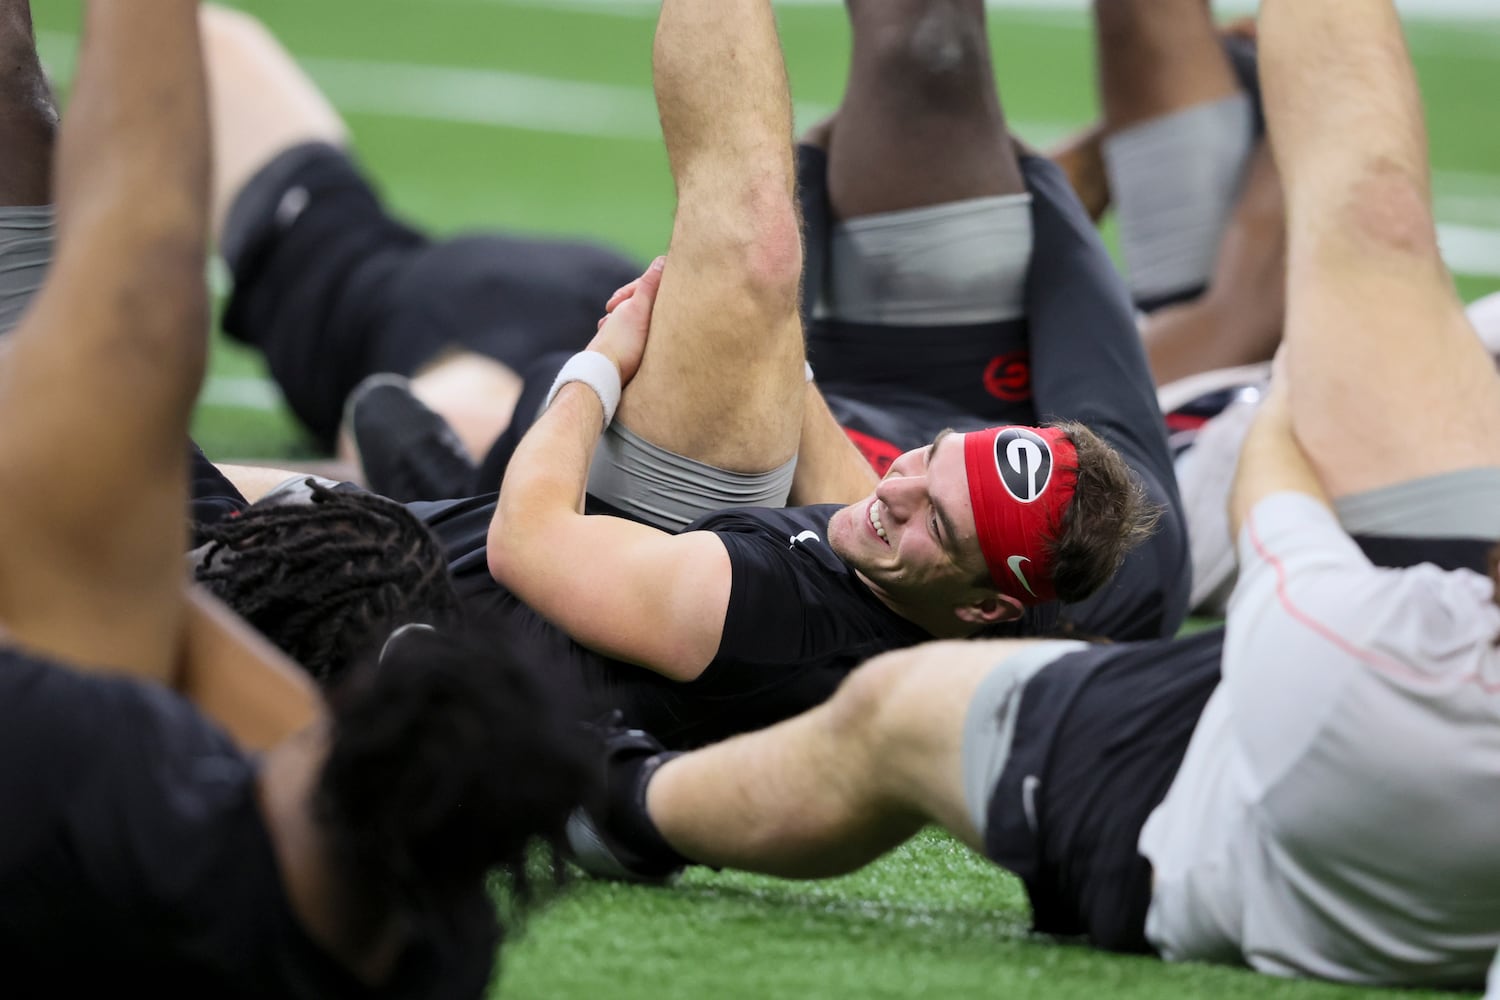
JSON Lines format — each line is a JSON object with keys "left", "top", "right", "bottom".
{"left": 31, "top": 22, "right": 1500, "bottom": 417}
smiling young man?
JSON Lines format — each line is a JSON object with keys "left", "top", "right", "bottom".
{"left": 461, "top": 0, "right": 1162, "bottom": 750}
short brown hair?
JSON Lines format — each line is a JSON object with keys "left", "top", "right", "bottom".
{"left": 1042, "top": 420, "right": 1160, "bottom": 603}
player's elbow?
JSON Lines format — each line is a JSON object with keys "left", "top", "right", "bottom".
{"left": 485, "top": 509, "right": 527, "bottom": 587}
{"left": 646, "top": 648, "right": 710, "bottom": 684}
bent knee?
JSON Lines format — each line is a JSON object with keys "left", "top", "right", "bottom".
{"left": 678, "top": 177, "right": 802, "bottom": 322}
{"left": 823, "top": 647, "right": 935, "bottom": 750}
{"left": 742, "top": 181, "right": 803, "bottom": 306}
{"left": 1336, "top": 164, "right": 1440, "bottom": 262}
{"left": 850, "top": 0, "right": 993, "bottom": 104}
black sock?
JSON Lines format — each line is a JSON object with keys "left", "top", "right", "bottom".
{"left": 610, "top": 751, "right": 692, "bottom": 873}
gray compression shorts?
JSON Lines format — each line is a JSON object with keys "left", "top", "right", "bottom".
{"left": 815, "top": 194, "right": 1033, "bottom": 326}
{"left": 961, "top": 639, "right": 1090, "bottom": 838}
{"left": 587, "top": 421, "right": 798, "bottom": 533}
{"left": 1105, "top": 94, "right": 1253, "bottom": 304}
{"left": 1335, "top": 467, "right": 1500, "bottom": 539}
{"left": 0, "top": 205, "right": 54, "bottom": 336}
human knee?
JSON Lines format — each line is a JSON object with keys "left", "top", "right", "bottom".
{"left": 849, "top": 0, "right": 993, "bottom": 105}
{"left": 823, "top": 648, "right": 930, "bottom": 757}
{"left": 693, "top": 177, "right": 802, "bottom": 321}
{"left": 1335, "top": 164, "right": 1440, "bottom": 261}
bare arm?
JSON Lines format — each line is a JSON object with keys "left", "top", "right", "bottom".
{"left": 488, "top": 266, "right": 732, "bottom": 682}
{"left": 0, "top": 0, "right": 210, "bottom": 679}
{"left": 178, "top": 588, "right": 322, "bottom": 751}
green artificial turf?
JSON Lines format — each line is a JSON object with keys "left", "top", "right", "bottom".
{"left": 28, "top": 3, "right": 1500, "bottom": 996}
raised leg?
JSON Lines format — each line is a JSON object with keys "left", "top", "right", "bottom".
{"left": 201, "top": 4, "right": 348, "bottom": 243}
{"left": 1093, "top": 0, "right": 1238, "bottom": 133}
{"left": 1260, "top": 0, "right": 1500, "bottom": 496}
{"left": 1095, "top": 0, "right": 1255, "bottom": 311}
{"left": 827, "top": 0, "right": 1023, "bottom": 218}
{"left": 0, "top": 0, "right": 56, "bottom": 336}
{"left": 0, "top": 0, "right": 55, "bottom": 207}
{"left": 610, "top": 0, "right": 805, "bottom": 474}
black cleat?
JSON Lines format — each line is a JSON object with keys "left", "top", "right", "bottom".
{"left": 345, "top": 373, "right": 476, "bottom": 502}
{"left": 565, "top": 716, "right": 685, "bottom": 884}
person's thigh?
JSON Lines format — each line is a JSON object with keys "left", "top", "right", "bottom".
{"left": 852, "top": 638, "right": 1083, "bottom": 850}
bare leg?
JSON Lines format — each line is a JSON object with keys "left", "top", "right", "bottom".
{"left": 828, "top": 0, "right": 1023, "bottom": 219}
{"left": 612, "top": 0, "right": 804, "bottom": 474}
{"left": 0, "top": 0, "right": 209, "bottom": 676}
{"left": 1046, "top": 124, "right": 1110, "bottom": 223}
{"left": 647, "top": 641, "right": 1047, "bottom": 876}
{"left": 0, "top": 0, "right": 56, "bottom": 206}
{"left": 407, "top": 351, "right": 524, "bottom": 463}
{"left": 200, "top": 4, "right": 348, "bottom": 244}
{"left": 1260, "top": 0, "right": 1500, "bottom": 495}
{"left": 1093, "top": 0, "right": 1238, "bottom": 134}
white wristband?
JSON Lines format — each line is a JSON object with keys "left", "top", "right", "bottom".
{"left": 543, "top": 351, "right": 623, "bottom": 428}
{"left": 804, "top": 361, "right": 815, "bottom": 383}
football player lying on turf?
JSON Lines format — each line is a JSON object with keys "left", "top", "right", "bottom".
{"left": 566, "top": 0, "right": 1500, "bottom": 987}
{"left": 181, "top": 0, "right": 1173, "bottom": 750}
{"left": 477, "top": 0, "right": 1174, "bottom": 748}
{"left": 0, "top": 3, "right": 590, "bottom": 993}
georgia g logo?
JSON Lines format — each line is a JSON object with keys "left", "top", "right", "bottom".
{"left": 993, "top": 428, "right": 1053, "bottom": 503}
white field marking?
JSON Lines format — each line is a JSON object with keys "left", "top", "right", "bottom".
{"left": 1437, "top": 224, "right": 1500, "bottom": 279}
{"left": 35, "top": 13, "right": 1500, "bottom": 420}
{"left": 201, "top": 376, "right": 285, "bottom": 412}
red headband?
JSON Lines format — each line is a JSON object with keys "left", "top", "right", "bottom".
{"left": 963, "top": 426, "right": 1079, "bottom": 606}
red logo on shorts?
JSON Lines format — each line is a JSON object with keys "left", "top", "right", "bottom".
{"left": 843, "top": 428, "right": 903, "bottom": 477}
{"left": 984, "top": 351, "right": 1032, "bottom": 402}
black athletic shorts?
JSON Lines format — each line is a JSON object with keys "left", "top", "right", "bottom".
{"left": 221, "top": 142, "right": 641, "bottom": 448}
{"left": 984, "top": 628, "right": 1223, "bottom": 953}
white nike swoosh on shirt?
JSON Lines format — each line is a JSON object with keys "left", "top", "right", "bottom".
{"left": 1007, "top": 555, "right": 1039, "bottom": 598}
{"left": 790, "top": 530, "right": 821, "bottom": 549}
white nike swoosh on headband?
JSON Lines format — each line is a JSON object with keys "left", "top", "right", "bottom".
{"left": 1007, "top": 555, "right": 1039, "bottom": 598}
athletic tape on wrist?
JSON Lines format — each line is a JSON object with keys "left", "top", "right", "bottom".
{"left": 544, "top": 350, "right": 623, "bottom": 428}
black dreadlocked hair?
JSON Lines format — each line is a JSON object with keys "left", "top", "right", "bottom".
{"left": 315, "top": 626, "right": 595, "bottom": 979}
{"left": 194, "top": 482, "right": 461, "bottom": 685}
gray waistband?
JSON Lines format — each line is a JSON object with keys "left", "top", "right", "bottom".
{"left": 1336, "top": 467, "right": 1500, "bottom": 539}
{"left": 0, "top": 205, "right": 55, "bottom": 337}
{"left": 818, "top": 194, "right": 1033, "bottom": 327}
{"left": 586, "top": 421, "right": 797, "bottom": 533}
{"left": 961, "top": 639, "right": 1089, "bottom": 839}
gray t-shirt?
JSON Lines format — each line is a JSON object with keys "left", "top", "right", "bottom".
{"left": 1139, "top": 492, "right": 1500, "bottom": 987}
